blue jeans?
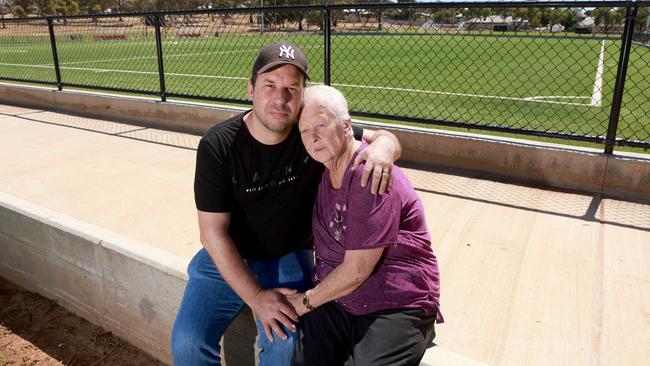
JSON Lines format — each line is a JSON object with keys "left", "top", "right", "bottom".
{"left": 171, "top": 248, "right": 314, "bottom": 366}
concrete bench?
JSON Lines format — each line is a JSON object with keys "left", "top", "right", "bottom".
{"left": 0, "top": 191, "right": 490, "bottom": 365}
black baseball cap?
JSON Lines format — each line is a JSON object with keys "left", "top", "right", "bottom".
{"left": 251, "top": 41, "right": 309, "bottom": 79}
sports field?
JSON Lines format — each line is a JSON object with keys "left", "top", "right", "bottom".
{"left": 1, "top": 29, "right": 649, "bottom": 145}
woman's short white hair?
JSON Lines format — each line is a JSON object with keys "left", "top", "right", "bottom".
{"left": 303, "top": 85, "right": 350, "bottom": 122}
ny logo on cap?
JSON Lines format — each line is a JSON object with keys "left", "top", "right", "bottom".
{"left": 278, "top": 45, "right": 295, "bottom": 60}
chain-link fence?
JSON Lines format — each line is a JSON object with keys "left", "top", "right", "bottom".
{"left": 0, "top": 1, "right": 648, "bottom": 152}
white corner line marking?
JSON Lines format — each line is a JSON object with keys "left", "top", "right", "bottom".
{"left": 591, "top": 40, "right": 605, "bottom": 107}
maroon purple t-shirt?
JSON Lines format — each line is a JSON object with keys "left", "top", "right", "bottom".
{"left": 312, "top": 143, "right": 443, "bottom": 322}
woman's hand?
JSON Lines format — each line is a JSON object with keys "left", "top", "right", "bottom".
{"left": 286, "top": 291, "right": 310, "bottom": 317}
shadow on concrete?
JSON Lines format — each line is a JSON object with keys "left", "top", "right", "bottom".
{"left": 404, "top": 162, "right": 650, "bottom": 233}
{"left": 11, "top": 111, "right": 200, "bottom": 151}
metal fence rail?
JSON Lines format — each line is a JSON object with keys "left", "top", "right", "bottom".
{"left": 0, "top": 1, "right": 649, "bottom": 152}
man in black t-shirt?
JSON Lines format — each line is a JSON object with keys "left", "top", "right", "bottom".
{"left": 171, "top": 41, "right": 401, "bottom": 366}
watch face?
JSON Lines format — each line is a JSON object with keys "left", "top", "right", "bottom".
{"left": 302, "top": 293, "right": 314, "bottom": 310}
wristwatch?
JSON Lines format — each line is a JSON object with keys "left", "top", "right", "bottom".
{"left": 302, "top": 291, "right": 315, "bottom": 311}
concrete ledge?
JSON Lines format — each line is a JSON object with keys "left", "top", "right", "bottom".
{"left": 421, "top": 346, "right": 490, "bottom": 366}
{"left": 0, "top": 83, "right": 56, "bottom": 111}
{"left": 0, "top": 191, "right": 183, "bottom": 364}
{"left": 602, "top": 154, "right": 650, "bottom": 199}
{"left": 0, "top": 191, "right": 257, "bottom": 365}
{"left": 1, "top": 82, "right": 648, "bottom": 201}
{"left": 0, "top": 190, "right": 490, "bottom": 366}
{"left": 0, "top": 83, "right": 243, "bottom": 135}
{"left": 354, "top": 121, "right": 650, "bottom": 201}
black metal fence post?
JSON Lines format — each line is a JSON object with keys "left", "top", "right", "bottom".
{"left": 47, "top": 18, "right": 62, "bottom": 91}
{"left": 604, "top": 4, "right": 638, "bottom": 154}
{"left": 154, "top": 14, "right": 167, "bottom": 102}
{"left": 323, "top": 7, "right": 331, "bottom": 86}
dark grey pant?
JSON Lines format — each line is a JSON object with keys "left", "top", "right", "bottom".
{"left": 294, "top": 301, "right": 436, "bottom": 366}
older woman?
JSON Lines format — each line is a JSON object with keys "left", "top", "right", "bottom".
{"left": 288, "top": 85, "right": 443, "bottom": 366}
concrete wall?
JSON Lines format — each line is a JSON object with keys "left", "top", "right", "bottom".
{"left": 0, "top": 83, "right": 242, "bottom": 135}
{"left": 0, "top": 191, "right": 257, "bottom": 365}
{"left": 0, "top": 191, "right": 185, "bottom": 364}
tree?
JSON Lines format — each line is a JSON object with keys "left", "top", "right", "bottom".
{"left": 559, "top": 8, "right": 579, "bottom": 31}
{"left": 526, "top": 7, "right": 545, "bottom": 29}
{"left": 12, "top": 0, "right": 34, "bottom": 15}
{"left": 1, "top": 0, "right": 8, "bottom": 27}
{"left": 510, "top": 8, "right": 530, "bottom": 31}
{"left": 611, "top": 7, "right": 625, "bottom": 30}
{"left": 432, "top": 8, "right": 456, "bottom": 25}
{"left": 13, "top": 4, "right": 28, "bottom": 17}
{"left": 539, "top": 7, "right": 552, "bottom": 28}
{"left": 592, "top": 7, "right": 615, "bottom": 33}
{"left": 549, "top": 8, "right": 562, "bottom": 32}
{"left": 396, "top": 0, "right": 416, "bottom": 22}
{"left": 67, "top": 0, "right": 80, "bottom": 15}
{"left": 637, "top": 7, "right": 649, "bottom": 32}
{"left": 463, "top": 7, "right": 490, "bottom": 31}
{"left": 303, "top": 7, "right": 321, "bottom": 30}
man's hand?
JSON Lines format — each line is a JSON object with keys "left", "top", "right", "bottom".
{"left": 197, "top": 212, "right": 301, "bottom": 343}
{"left": 249, "top": 288, "right": 299, "bottom": 342}
{"left": 351, "top": 131, "right": 400, "bottom": 195}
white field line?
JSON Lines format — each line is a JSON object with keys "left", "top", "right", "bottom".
{"left": 334, "top": 82, "right": 591, "bottom": 107}
{"left": 0, "top": 62, "right": 249, "bottom": 80}
{"left": 0, "top": 63, "right": 54, "bottom": 68}
{"left": 0, "top": 50, "right": 27, "bottom": 54}
{"left": 60, "top": 44, "right": 321, "bottom": 66}
{"left": 88, "top": 40, "right": 267, "bottom": 46}
{"left": 526, "top": 96, "right": 590, "bottom": 100}
{"left": 55, "top": 48, "right": 259, "bottom": 66}
{"left": 591, "top": 40, "right": 606, "bottom": 107}
{"left": 48, "top": 44, "right": 321, "bottom": 66}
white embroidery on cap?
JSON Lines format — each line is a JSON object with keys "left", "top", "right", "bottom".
{"left": 278, "top": 45, "right": 295, "bottom": 60}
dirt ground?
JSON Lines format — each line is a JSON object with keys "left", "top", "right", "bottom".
{"left": 0, "top": 277, "right": 165, "bottom": 366}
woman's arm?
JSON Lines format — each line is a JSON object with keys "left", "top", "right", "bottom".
{"left": 287, "top": 247, "right": 385, "bottom": 316}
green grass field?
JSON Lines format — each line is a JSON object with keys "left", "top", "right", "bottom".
{"left": 0, "top": 29, "right": 648, "bottom": 147}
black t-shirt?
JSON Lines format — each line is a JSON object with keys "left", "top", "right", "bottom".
{"left": 194, "top": 111, "right": 324, "bottom": 260}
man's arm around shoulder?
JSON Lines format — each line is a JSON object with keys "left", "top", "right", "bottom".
{"left": 352, "top": 128, "right": 402, "bottom": 195}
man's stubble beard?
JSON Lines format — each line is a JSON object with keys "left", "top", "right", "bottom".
{"left": 255, "top": 105, "right": 295, "bottom": 134}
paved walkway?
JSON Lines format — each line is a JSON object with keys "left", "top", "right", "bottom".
{"left": 1, "top": 103, "right": 649, "bottom": 366}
